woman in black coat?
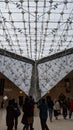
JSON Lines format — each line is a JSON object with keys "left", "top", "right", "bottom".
{"left": 21, "top": 97, "right": 29, "bottom": 130}
{"left": 6, "top": 100, "right": 14, "bottom": 130}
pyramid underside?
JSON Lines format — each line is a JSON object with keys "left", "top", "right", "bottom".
{"left": 0, "top": 48, "right": 73, "bottom": 101}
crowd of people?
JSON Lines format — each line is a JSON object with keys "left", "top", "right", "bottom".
{"left": 5, "top": 95, "right": 73, "bottom": 130}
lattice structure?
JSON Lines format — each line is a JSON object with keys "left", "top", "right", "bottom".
{"left": 0, "top": 0, "right": 73, "bottom": 60}
{"left": 0, "top": 54, "right": 32, "bottom": 95}
{"left": 38, "top": 53, "right": 73, "bottom": 96}
{"left": 0, "top": 0, "right": 73, "bottom": 100}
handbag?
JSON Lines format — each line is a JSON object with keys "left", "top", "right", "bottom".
{"left": 27, "top": 117, "right": 33, "bottom": 124}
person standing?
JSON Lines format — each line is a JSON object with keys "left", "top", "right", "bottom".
{"left": 6, "top": 100, "right": 14, "bottom": 130}
{"left": 13, "top": 102, "right": 21, "bottom": 130}
{"left": 21, "top": 97, "right": 29, "bottom": 130}
{"left": 46, "top": 96, "right": 54, "bottom": 122}
{"left": 62, "top": 99, "right": 68, "bottom": 119}
{"left": 11, "top": 98, "right": 21, "bottom": 130}
{"left": 38, "top": 98, "right": 49, "bottom": 130}
{"left": 54, "top": 99, "right": 61, "bottom": 120}
{"left": 27, "top": 96, "right": 35, "bottom": 130}
{"left": 69, "top": 99, "right": 73, "bottom": 119}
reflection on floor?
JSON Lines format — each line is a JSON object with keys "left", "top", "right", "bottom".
{"left": 0, "top": 106, "right": 73, "bottom": 130}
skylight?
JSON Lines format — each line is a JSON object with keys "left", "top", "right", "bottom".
{"left": 0, "top": 0, "right": 73, "bottom": 60}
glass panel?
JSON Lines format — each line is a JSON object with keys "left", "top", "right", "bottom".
{"left": 0, "top": 0, "right": 73, "bottom": 60}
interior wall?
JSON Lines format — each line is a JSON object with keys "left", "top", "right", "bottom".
{"left": 0, "top": 70, "right": 73, "bottom": 106}
{"left": 46, "top": 71, "right": 73, "bottom": 100}
{"left": 0, "top": 72, "right": 26, "bottom": 107}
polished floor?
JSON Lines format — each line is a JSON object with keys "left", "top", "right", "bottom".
{"left": 0, "top": 106, "right": 73, "bottom": 130}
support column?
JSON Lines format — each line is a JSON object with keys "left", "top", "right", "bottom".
{"left": 29, "top": 62, "right": 41, "bottom": 102}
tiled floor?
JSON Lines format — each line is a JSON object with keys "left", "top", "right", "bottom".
{"left": 0, "top": 107, "right": 73, "bottom": 130}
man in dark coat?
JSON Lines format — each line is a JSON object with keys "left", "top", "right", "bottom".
{"left": 38, "top": 98, "right": 49, "bottom": 130}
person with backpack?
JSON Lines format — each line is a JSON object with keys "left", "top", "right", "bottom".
{"left": 12, "top": 99, "right": 21, "bottom": 130}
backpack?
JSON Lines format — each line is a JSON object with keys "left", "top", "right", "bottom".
{"left": 14, "top": 107, "right": 21, "bottom": 117}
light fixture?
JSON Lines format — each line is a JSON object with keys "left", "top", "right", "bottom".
{"left": 3, "top": 95, "right": 8, "bottom": 100}
{"left": 19, "top": 90, "right": 23, "bottom": 94}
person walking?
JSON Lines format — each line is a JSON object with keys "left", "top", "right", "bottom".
{"left": 38, "top": 98, "right": 49, "bottom": 130}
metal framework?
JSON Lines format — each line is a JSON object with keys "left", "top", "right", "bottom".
{"left": 0, "top": 0, "right": 73, "bottom": 61}
{"left": 37, "top": 47, "right": 73, "bottom": 64}
{"left": 0, "top": 0, "right": 73, "bottom": 100}
{"left": 0, "top": 48, "right": 35, "bottom": 64}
